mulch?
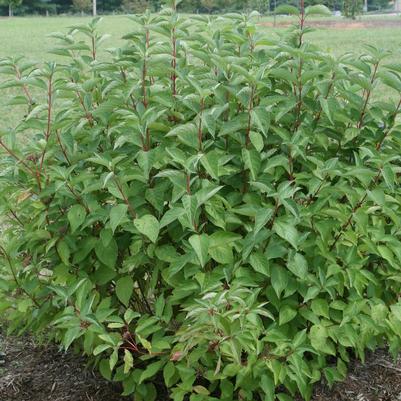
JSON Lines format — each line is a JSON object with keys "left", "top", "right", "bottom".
{"left": 311, "top": 348, "right": 401, "bottom": 401}
{"left": 0, "top": 334, "right": 127, "bottom": 401}
{"left": 1, "top": 333, "right": 401, "bottom": 401}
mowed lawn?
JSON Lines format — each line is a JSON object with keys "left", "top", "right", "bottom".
{"left": 1, "top": 15, "right": 401, "bottom": 60}
{"left": 0, "top": 15, "right": 400, "bottom": 127}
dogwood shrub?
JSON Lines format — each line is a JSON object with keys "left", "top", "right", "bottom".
{"left": 2, "top": 4, "right": 401, "bottom": 401}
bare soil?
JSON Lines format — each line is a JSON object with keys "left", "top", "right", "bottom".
{"left": 261, "top": 19, "right": 401, "bottom": 29}
{"left": 1, "top": 334, "right": 401, "bottom": 401}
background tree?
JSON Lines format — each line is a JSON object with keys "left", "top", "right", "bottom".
{"left": 0, "top": 0, "right": 23, "bottom": 16}
{"left": 343, "top": 0, "right": 362, "bottom": 18}
{"left": 73, "top": 0, "right": 91, "bottom": 14}
{"left": 121, "top": 0, "right": 149, "bottom": 13}
{"left": 0, "top": 0, "right": 393, "bottom": 16}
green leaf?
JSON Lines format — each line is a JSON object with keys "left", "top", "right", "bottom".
{"left": 139, "top": 360, "right": 164, "bottom": 384}
{"left": 279, "top": 305, "right": 297, "bottom": 325}
{"left": 260, "top": 374, "right": 275, "bottom": 401}
{"left": 208, "top": 231, "right": 240, "bottom": 264}
{"left": 189, "top": 234, "right": 209, "bottom": 267}
{"left": 378, "top": 245, "right": 394, "bottom": 264}
{"left": 209, "top": 245, "right": 233, "bottom": 264}
{"left": 109, "top": 204, "right": 128, "bottom": 233}
{"left": 242, "top": 149, "right": 261, "bottom": 181}
{"left": 193, "top": 385, "right": 210, "bottom": 395}
{"left": 109, "top": 348, "right": 118, "bottom": 371}
{"left": 277, "top": 393, "right": 294, "bottom": 401}
{"left": 123, "top": 349, "right": 134, "bottom": 374}
{"left": 250, "top": 131, "right": 264, "bottom": 152}
{"left": 64, "top": 326, "right": 82, "bottom": 350}
{"left": 160, "top": 207, "right": 185, "bottom": 228}
{"left": 311, "top": 298, "right": 330, "bottom": 319}
{"left": 57, "top": 240, "right": 70, "bottom": 265}
{"left": 254, "top": 208, "right": 273, "bottom": 236}
{"left": 287, "top": 252, "right": 308, "bottom": 278}
{"left": 195, "top": 185, "right": 223, "bottom": 207}
{"left": 273, "top": 220, "right": 299, "bottom": 249}
{"left": 379, "top": 70, "right": 401, "bottom": 92}
{"left": 134, "top": 214, "right": 160, "bottom": 243}
{"left": 93, "top": 344, "right": 112, "bottom": 356}
{"left": 249, "top": 252, "right": 269, "bottom": 276}
{"left": 309, "top": 325, "right": 334, "bottom": 355}
{"left": 163, "top": 362, "right": 176, "bottom": 387}
{"left": 271, "top": 265, "right": 289, "bottom": 298}
{"left": 200, "top": 151, "right": 219, "bottom": 179}
{"left": 115, "top": 276, "right": 134, "bottom": 307}
{"left": 383, "top": 164, "right": 395, "bottom": 191}
{"left": 95, "top": 238, "right": 118, "bottom": 268}
{"left": 99, "top": 359, "right": 112, "bottom": 380}
{"left": 67, "top": 204, "right": 86, "bottom": 233}
{"left": 319, "top": 98, "right": 333, "bottom": 124}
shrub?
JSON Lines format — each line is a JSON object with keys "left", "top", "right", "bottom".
{"left": 2, "top": 4, "right": 401, "bottom": 401}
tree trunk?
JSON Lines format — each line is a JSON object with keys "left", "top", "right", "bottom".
{"left": 9, "top": 4, "right": 13, "bottom": 17}
{"left": 396, "top": 0, "right": 401, "bottom": 13}
{"left": 93, "top": 0, "right": 97, "bottom": 16}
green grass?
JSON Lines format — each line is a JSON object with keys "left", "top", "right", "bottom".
{"left": 0, "top": 14, "right": 400, "bottom": 127}
{"left": 0, "top": 15, "right": 400, "bottom": 61}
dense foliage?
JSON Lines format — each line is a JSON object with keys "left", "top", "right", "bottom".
{"left": 0, "top": 0, "right": 393, "bottom": 16}
{"left": 2, "top": 3, "right": 401, "bottom": 400}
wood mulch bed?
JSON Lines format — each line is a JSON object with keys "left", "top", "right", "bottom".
{"left": 0, "top": 334, "right": 127, "bottom": 401}
{"left": 1, "top": 333, "right": 401, "bottom": 400}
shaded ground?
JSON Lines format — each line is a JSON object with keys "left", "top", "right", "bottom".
{"left": 261, "top": 18, "right": 401, "bottom": 29}
{"left": 0, "top": 334, "right": 127, "bottom": 401}
{"left": 1, "top": 334, "right": 401, "bottom": 401}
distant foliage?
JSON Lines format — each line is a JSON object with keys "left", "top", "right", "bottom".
{"left": 342, "top": 0, "right": 363, "bottom": 18}
{"left": 122, "top": 0, "right": 150, "bottom": 13}
{"left": 0, "top": 0, "right": 391, "bottom": 16}
{"left": 0, "top": 0, "right": 23, "bottom": 16}
{"left": 72, "top": 0, "right": 92, "bottom": 13}
{"left": 2, "top": 3, "right": 401, "bottom": 401}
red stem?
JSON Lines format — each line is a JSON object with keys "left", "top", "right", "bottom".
{"left": 91, "top": 36, "right": 96, "bottom": 60}
{"left": 186, "top": 173, "right": 191, "bottom": 194}
{"left": 245, "top": 86, "right": 255, "bottom": 148}
{"left": 39, "top": 73, "right": 54, "bottom": 172}
{"left": 357, "top": 62, "right": 379, "bottom": 129}
{"left": 0, "top": 139, "right": 36, "bottom": 175}
{"left": 113, "top": 176, "right": 136, "bottom": 218}
{"left": 55, "top": 130, "right": 71, "bottom": 166}
{"left": 0, "top": 245, "right": 40, "bottom": 307}
{"left": 198, "top": 98, "right": 204, "bottom": 151}
{"left": 171, "top": 27, "right": 177, "bottom": 97}
{"left": 14, "top": 65, "right": 33, "bottom": 108}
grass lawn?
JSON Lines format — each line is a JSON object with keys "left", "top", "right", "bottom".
{"left": 0, "top": 15, "right": 401, "bottom": 61}
{"left": 0, "top": 14, "right": 400, "bottom": 126}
